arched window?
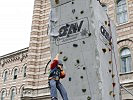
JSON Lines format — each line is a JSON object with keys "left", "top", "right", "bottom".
{"left": 10, "top": 89, "right": 15, "bottom": 100}
{"left": 23, "top": 65, "right": 27, "bottom": 77}
{"left": 1, "top": 91, "right": 5, "bottom": 100}
{"left": 116, "top": 0, "right": 128, "bottom": 24}
{"left": 120, "top": 48, "right": 132, "bottom": 73}
{"left": 13, "top": 69, "right": 17, "bottom": 80}
{"left": 3, "top": 71, "right": 8, "bottom": 83}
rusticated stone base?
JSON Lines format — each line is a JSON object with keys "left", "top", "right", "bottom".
{"left": 21, "top": 86, "right": 51, "bottom": 100}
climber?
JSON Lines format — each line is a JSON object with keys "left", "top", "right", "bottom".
{"left": 48, "top": 53, "right": 68, "bottom": 100}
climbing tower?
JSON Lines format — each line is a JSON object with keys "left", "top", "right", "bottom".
{"left": 49, "top": 0, "right": 120, "bottom": 100}
{"left": 22, "top": 0, "right": 120, "bottom": 100}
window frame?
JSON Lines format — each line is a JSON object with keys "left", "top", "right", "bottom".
{"left": 3, "top": 71, "right": 8, "bottom": 83}
{"left": 116, "top": 0, "right": 128, "bottom": 24}
{"left": 120, "top": 48, "right": 132, "bottom": 73}
{"left": 1, "top": 91, "right": 5, "bottom": 100}
{"left": 23, "top": 64, "right": 27, "bottom": 77}
{"left": 10, "top": 89, "right": 15, "bottom": 100}
{"left": 13, "top": 69, "right": 18, "bottom": 80}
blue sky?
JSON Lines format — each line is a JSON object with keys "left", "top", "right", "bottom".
{"left": 0, "top": 0, "right": 34, "bottom": 56}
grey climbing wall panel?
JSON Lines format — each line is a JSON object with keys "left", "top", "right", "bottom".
{"left": 49, "top": 0, "right": 120, "bottom": 100}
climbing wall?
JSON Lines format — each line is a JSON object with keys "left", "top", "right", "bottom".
{"left": 49, "top": 0, "right": 120, "bottom": 100}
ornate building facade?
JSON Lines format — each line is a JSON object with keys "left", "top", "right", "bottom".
{"left": 0, "top": 48, "right": 28, "bottom": 100}
{"left": 0, "top": 0, "right": 133, "bottom": 100}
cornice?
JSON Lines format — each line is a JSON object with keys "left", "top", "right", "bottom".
{"left": 0, "top": 47, "right": 29, "bottom": 67}
{"left": 116, "top": 22, "right": 133, "bottom": 30}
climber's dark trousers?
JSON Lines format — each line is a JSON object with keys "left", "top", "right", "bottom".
{"left": 49, "top": 79, "right": 68, "bottom": 100}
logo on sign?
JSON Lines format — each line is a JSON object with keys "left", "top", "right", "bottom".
{"left": 55, "top": 18, "right": 89, "bottom": 45}
{"left": 59, "top": 20, "right": 84, "bottom": 37}
{"left": 100, "top": 26, "right": 111, "bottom": 41}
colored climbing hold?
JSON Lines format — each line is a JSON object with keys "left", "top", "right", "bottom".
{"left": 82, "top": 89, "right": 86, "bottom": 93}
{"left": 87, "top": 96, "right": 91, "bottom": 100}
{"left": 109, "top": 69, "right": 112, "bottom": 73}
{"left": 109, "top": 61, "right": 112, "bottom": 64}
{"left": 73, "top": 44, "right": 78, "bottom": 47}
{"left": 55, "top": 0, "right": 59, "bottom": 4}
{"left": 112, "top": 74, "right": 115, "bottom": 78}
{"left": 113, "top": 94, "right": 115, "bottom": 97}
{"left": 76, "top": 59, "right": 80, "bottom": 64}
{"left": 105, "top": 21, "right": 107, "bottom": 25}
{"left": 109, "top": 91, "right": 113, "bottom": 95}
{"left": 112, "top": 83, "right": 116, "bottom": 87}
{"left": 102, "top": 48, "right": 106, "bottom": 53}
{"left": 63, "top": 56, "right": 68, "bottom": 61}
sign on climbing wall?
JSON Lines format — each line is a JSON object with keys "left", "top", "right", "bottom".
{"left": 55, "top": 18, "right": 90, "bottom": 45}
{"left": 49, "top": 0, "right": 120, "bottom": 99}
{"left": 99, "top": 22, "right": 111, "bottom": 45}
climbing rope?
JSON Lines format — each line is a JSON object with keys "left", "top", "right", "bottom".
{"left": 107, "top": 16, "right": 120, "bottom": 99}
{"left": 44, "top": 59, "right": 51, "bottom": 74}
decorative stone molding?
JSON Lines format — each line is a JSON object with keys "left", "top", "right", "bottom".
{"left": 120, "top": 72, "right": 133, "bottom": 84}
{"left": 1, "top": 59, "right": 5, "bottom": 67}
{"left": 21, "top": 86, "right": 50, "bottom": 100}
{"left": 117, "top": 38, "right": 133, "bottom": 52}
{"left": 121, "top": 87, "right": 133, "bottom": 99}
{"left": 0, "top": 48, "right": 28, "bottom": 67}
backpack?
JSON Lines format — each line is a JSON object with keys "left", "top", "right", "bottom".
{"left": 60, "top": 70, "right": 66, "bottom": 79}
